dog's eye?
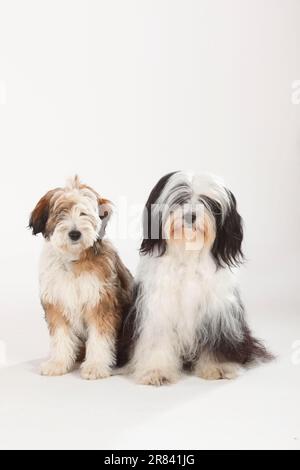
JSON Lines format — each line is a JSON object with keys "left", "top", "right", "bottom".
{"left": 80, "top": 212, "right": 87, "bottom": 217}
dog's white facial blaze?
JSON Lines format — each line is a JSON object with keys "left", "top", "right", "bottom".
{"left": 49, "top": 189, "right": 102, "bottom": 257}
{"left": 164, "top": 203, "right": 216, "bottom": 252}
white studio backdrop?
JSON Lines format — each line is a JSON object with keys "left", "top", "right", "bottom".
{"left": 0, "top": 0, "right": 299, "bottom": 360}
{"left": 0, "top": 0, "right": 299, "bottom": 450}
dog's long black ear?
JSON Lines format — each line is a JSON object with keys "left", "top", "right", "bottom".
{"left": 211, "top": 190, "right": 244, "bottom": 268}
{"left": 140, "top": 172, "right": 177, "bottom": 256}
{"left": 29, "top": 190, "right": 55, "bottom": 236}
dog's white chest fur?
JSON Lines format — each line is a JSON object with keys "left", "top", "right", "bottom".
{"left": 39, "top": 243, "right": 101, "bottom": 335}
{"left": 137, "top": 249, "right": 237, "bottom": 357}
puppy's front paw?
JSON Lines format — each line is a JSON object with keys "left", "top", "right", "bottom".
{"left": 137, "top": 369, "right": 178, "bottom": 386}
{"left": 197, "top": 362, "right": 239, "bottom": 380}
{"left": 80, "top": 362, "right": 112, "bottom": 380}
{"left": 40, "top": 360, "right": 70, "bottom": 377}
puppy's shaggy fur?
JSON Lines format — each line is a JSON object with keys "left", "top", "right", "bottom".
{"left": 118, "top": 171, "right": 272, "bottom": 385}
{"left": 30, "top": 176, "right": 133, "bottom": 380}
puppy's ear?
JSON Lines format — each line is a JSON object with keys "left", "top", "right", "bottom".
{"left": 98, "top": 197, "right": 113, "bottom": 221}
{"left": 212, "top": 190, "right": 244, "bottom": 268}
{"left": 98, "top": 197, "right": 113, "bottom": 238}
{"left": 29, "top": 190, "right": 55, "bottom": 236}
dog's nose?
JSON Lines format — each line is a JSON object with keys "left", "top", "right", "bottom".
{"left": 69, "top": 230, "right": 81, "bottom": 241}
{"left": 184, "top": 212, "right": 197, "bottom": 226}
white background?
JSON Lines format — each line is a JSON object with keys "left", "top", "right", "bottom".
{"left": 0, "top": 0, "right": 300, "bottom": 450}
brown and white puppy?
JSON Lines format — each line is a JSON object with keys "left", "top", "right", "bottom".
{"left": 29, "top": 176, "right": 133, "bottom": 380}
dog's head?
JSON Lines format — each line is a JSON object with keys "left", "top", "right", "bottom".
{"left": 140, "top": 171, "right": 244, "bottom": 267}
{"left": 29, "top": 176, "right": 112, "bottom": 257}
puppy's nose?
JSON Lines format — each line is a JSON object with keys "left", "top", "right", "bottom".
{"left": 184, "top": 212, "right": 197, "bottom": 226}
{"left": 69, "top": 230, "right": 81, "bottom": 241}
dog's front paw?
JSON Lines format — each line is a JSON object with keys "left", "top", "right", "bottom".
{"left": 137, "top": 369, "right": 178, "bottom": 386}
{"left": 197, "top": 362, "right": 239, "bottom": 380}
{"left": 40, "top": 360, "right": 71, "bottom": 377}
{"left": 80, "top": 362, "right": 112, "bottom": 380}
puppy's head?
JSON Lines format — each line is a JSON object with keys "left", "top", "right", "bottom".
{"left": 140, "top": 171, "right": 244, "bottom": 267}
{"left": 29, "top": 176, "right": 112, "bottom": 257}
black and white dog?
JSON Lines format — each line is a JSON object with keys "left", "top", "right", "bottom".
{"left": 118, "top": 171, "right": 272, "bottom": 385}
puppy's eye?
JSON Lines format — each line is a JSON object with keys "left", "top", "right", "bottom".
{"left": 80, "top": 212, "right": 87, "bottom": 217}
